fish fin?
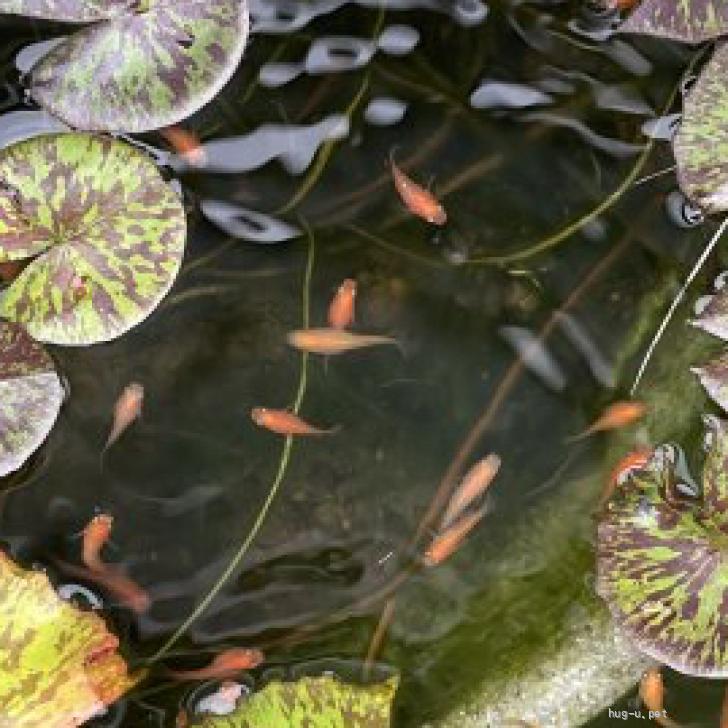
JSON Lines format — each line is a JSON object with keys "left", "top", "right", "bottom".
{"left": 387, "top": 145, "right": 401, "bottom": 169}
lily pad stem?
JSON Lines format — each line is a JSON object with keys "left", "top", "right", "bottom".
{"left": 147, "top": 220, "right": 315, "bottom": 664}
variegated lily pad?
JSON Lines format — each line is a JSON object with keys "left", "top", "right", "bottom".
{"left": 0, "top": 133, "right": 186, "bottom": 345}
{"left": 621, "top": 0, "right": 728, "bottom": 43}
{"left": 693, "top": 352, "right": 728, "bottom": 413}
{"left": 192, "top": 675, "right": 398, "bottom": 727}
{"left": 0, "top": 321, "right": 63, "bottom": 477}
{"left": 673, "top": 42, "right": 728, "bottom": 213}
{"left": 0, "top": 550, "right": 140, "bottom": 726}
{"left": 692, "top": 281, "right": 728, "bottom": 340}
{"left": 597, "top": 418, "right": 728, "bottom": 676}
{"left": 0, "top": 0, "right": 249, "bottom": 132}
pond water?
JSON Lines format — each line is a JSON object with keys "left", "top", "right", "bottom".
{"left": 0, "top": 1, "right": 726, "bottom": 726}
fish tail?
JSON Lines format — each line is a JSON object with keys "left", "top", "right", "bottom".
{"left": 387, "top": 145, "right": 402, "bottom": 170}
{"left": 564, "top": 428, "right": 590, "bottom": 444}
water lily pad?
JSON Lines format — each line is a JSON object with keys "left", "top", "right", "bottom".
{"left": 0, "top": 132, "right": 186, "bottom": 345}
{"left": 693, "top": 352, "right": 728, "bottom": 413}
{"left": 620, "top": 0, "right": 728, "bottom": 43}
{"left": 193, "top": 675, "right": 398, "bottom": 727}
{"left": 673, "top": 43, "right": 728, "bottom": 213}
{"left": 597, "top": 418, "right": 728, "bottom": 676}
{"left": 0, "top": 0, "right": 249, "bottom": 132}
{"left": 0, "top": 550, "right": 140, "bottom": 726}
{"left": 0, "top": 321, "right": 63, "bottom": 476}
{"left": 692, "top": 282, "right": 728, "bottom": 339}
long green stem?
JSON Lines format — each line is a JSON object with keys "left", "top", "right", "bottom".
{"left": 148, "top": 223, "right": 315, "bottom": 664}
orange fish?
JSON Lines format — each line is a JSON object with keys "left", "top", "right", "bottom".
{"left": 57, "top": 559, "right": 151, "bottom": 614}
{"left": 568, "top": 400, "right": 646, "bottom": 442}
{"left": 423, "top": 506, "right": 487, "bottom": 567}
{"left": 440, "top": 453, "right": 500, "bottom": 530}
{"left": 103, "top": 382, "right": 144, "bottom": 455}
{"left": 82, "top": 513, "right": 114, "bottom": 572}
{"left": 390, "top": 154, "right": 447, "bottom": 226}
{"left": 160, "top": 125, "right": 206, "bottom": 167}
{"left": 639, "top": 668, "right": 680, "bottom": 728}
{"left": 251, "top": 407, "right": 337, "bottom": 436}
{"left": 287, "top": 328, "right": 400, "bottom": 356}
{"left": 599, "top": 448, "right": 652, "bottom": 509}
{"left": 169, "top": 648, "right": 265, "bottom": 681}
{"left": 328, "top": 278, "right": 357, "bottom": 330}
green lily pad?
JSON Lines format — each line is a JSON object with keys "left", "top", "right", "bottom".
{"left": 0, "top": 550, "right": 140, "bottom": 726}
{"left": 0, "top": 0, "right": 249, "bottom": 132}
{"left": 597, "top": 417, "right": 728, "bottom": 676}
{"left": 0, "top": 321, "right": 63, "bottom": 477}
{"left": 673, "top": 42, "right": 728, "bottom": 213}
{"left": 193, "top": 675, "right": 399, "bottom": 727}
{"left": 0, "top": 132, "right": 186, "bottom": 345}
{"left": 620, "top": 0, "right": 728, "bottom": 43}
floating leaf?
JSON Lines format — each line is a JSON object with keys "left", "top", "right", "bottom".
{"left": 0, "top": 321, "right": 63, "bottom": 477}
{"left": 0, "top": 0, "right": 249, "bottom": 132}
{"left": 673, "top": 43, "right": 728, "bottom": 213}
{"left": 692, "top": 284, "right": 728, "bottom": 340}
{"left": 0, "top": 550, "right": 140, "bottom": 726}
{"left": 693, "top": 351, "right": 728, "bottom": 413}
{"left": 192, "top": 675, "right": 398, "bottom": 727}
{"left": 620, "top": 0, "right": 728, "bottom": 43}
{"left": 0, "top": 133, "right": 186, "bottom": 346}
{"left": 597, "top": 418, "right": 728, "bottom": 676}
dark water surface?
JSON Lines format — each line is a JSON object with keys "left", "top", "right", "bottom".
{"left": 0, "top": 1, "right": 724, "bottom": 725}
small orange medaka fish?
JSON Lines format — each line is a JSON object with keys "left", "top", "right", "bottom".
{"left": 390, "top": 152, "right": 447, "bottom": 226}
{"left": 168, "top": 648, "right": 265, "bottom": 681}
{"left": 440, "top": 453, "right": 500, "bottom": 530}
{"left": 103, "top": 382, "right": 144, "bottom": 455}
{"left": 287, "top": 328, "right": 400, "bottom": 356}
{"left": 423, "top": 507, "right": 487, "bottom": 567}
{"left": 159, "top": 125, "right": 206, "bottom": 167}
{"left": 82, "top": 513, "right": 114, "bottom": 572}
{"left": 598, "top": 448, "right": 653, "bottom": 510}
{"left": 568, "top": 400, "right": 646, "bottom": 442}
{"left": 639, "top": 667, "right": 680, "bottom": 728}
{"left": 251, "top": 407, "right": 338, "bottom": 436}
{"left": 328, "top": 278, "right": 357, "bottom": 330}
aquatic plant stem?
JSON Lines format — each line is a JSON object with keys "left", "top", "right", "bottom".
{"left": 148, "top": 223, "right": 315, "bottom": 664}
{"left": 630, "top": 216, "right": 728, "bottom": 395}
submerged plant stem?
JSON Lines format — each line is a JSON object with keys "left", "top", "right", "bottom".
{"left": 148, "top": 222, "right": 315, "bottom": 664}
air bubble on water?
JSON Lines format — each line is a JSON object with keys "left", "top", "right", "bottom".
{"left": 57, "top": 583, "right": 105, "bottom": 610}
{"left": 665, "top": 189, "right": 704, "bottom": 229}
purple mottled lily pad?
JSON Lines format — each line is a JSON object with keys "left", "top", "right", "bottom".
{"left": 597, "top": 418, "right": 728, "bottom": 676}
{"left": 0, "top": 321, "right": 62, "bottom": 477}
{"left": 0, "top": 0, "right": 249, "bottom": 133}
{"left": 0, "top": 133, "right": 186, "bottom": 346}
{"left": 693, "top": 352, "right": 728, "bottom": 413}
{"left": 673, "top": 43, "right": 728, "bottom": 213}
{"left": 621, "top": 0, "right": 728, "bottom": 43}
{"left": 692, "top": 284, "right": 728, "bottom": 340}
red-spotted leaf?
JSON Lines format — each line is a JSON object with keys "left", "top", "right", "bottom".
{"left": 0, "top": 0, "right": 250, "bottom": 132}
{"left": 0, "top": 133, "right": 186, "bottom": 346}
{"left": 0, "top": 550, "right": 141, "bottom": 726}
{"left": 673, "top": 43, "right": 728, "bottom": 213}
{"left": 597, "top": 418, "right": 728, "bottom": 676}
{"left": 0, "top": 321, "right": 63, "bottom": 477}
{"left": 621, "top": 0, "right": 728, "bottom": 43}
